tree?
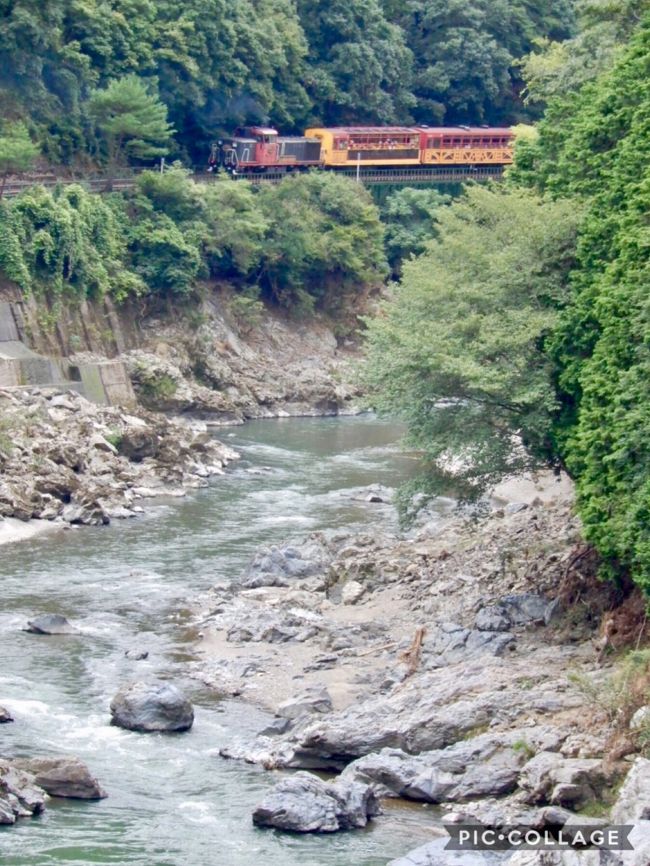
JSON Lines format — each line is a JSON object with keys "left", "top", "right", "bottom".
{"left": 88, "top": 75, "right": 173, "bottom": 169}
{"left": 362, "top": 186, "right": 582, "bottom": 500}
{"left": 0, "top": 122, "right": 39, "bottom": 196}
{"left": 525, "top": 13, "right": 650, "bottom": 592}
{"left": 297, "top": 0, "right": 415, "bottom": 125}
{"left": 519, "top": 0, "right": 649, "bottom": 106}
{"left": 385, "top": 0, "right": 575, "bottom": 123}
{"left": 257, "top": 172, "right": 387, "bottom": 314}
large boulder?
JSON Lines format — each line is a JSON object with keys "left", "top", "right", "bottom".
{"left": 241, "top": 537, "right": 330, "bottom": 589}
{"left": 110, "top": 681, "right": 194, "bottom": 732}
{"left": 11, "top": 757, "right": 107, "bottom": 799}
{"left": 252, "top": 771, "right": 380, "bottom": 833}
{"left": 25, "top": 614, "right": 77, "bottom": 635}
{"left": 341, "top": 732, "right": 528, "bottom": 803}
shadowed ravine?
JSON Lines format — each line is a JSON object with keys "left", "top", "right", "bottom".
{"left": 0, "top": 416, "right": 439, "bottom": 866}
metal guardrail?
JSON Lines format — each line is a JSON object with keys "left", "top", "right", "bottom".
{"left": 1, "top": 176, "right": 138, "bottom": 197}
{"left": 0, "top": 164, "right": 505, "bottom": 198}
{"left": 215, "top": 165, "right": 505, "bottom": 185}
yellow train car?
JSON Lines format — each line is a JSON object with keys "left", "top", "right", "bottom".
{"left": 418, "top": 127, "right": 514, "bottom": 166}
{"left": 305, "top": 126, "right": 421, "bottom": 168}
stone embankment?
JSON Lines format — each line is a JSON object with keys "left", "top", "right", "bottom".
{"left": 193, "top": 478, "right": 650, "bottom": 863}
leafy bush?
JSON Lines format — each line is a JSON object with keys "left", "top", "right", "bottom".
{"left": 0, "top": 183, "right": 144, "bottom": 299}
{"left": 257, "top": 172, "right": 387, "bottom": 314}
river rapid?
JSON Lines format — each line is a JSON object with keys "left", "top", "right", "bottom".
{"left": 0, "top": 416, "right": 439, "bottom": 866}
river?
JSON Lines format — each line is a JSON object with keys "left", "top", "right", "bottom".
{"left": 0, "top": 416, "right": 440, "bottom": 866}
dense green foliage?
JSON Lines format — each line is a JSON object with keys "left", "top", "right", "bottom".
{"left": 381, "top": 0, "right": 575, "bottom": 124}
{"left": 521, "top": 13, "right": 650, "bottom": 590}
{"left": 296, "top": 0, "right": 415, "bottom": 125}
{"left": 0, "top": 184, "right": 143, "bottom": 298}
{"left": 380, "top": 187, "right": 450, "bottom": 276}
{"left": 0, "top": 0, "right": 575, "bottom": 165}
{"left": 0, "top": 169, "right": 386, "bottom": 313}
{"left": 363, "top": 186, "right": 581, "bottom": 498}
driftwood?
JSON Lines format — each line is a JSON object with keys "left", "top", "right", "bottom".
{"left": 398, "top": 626, "right": 427, "bottom": 677}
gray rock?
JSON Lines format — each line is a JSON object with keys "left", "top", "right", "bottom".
{"left": 61, "top": 502, "right": 109, "bottom": 526}
{"left": 611, "top": 757, "right": 650, "bottom": 823}
{"left": 277, "top": 686, "right": 333, "bottom": 720}
{"left": 11, "top": 757, "right": 107, "bottom": 799}
{"left": 342, "top": 731, "right": 528, "bottom": 804}
{"left": 125, "top": 649, "right": 149, "bottom": 661}
{"left": 475, "top": 607, "right": 512, "bottom": 632}
{"left": 0, "top": 761, "right": 47, "bottom": 820}
{"left": 423, "top": 623, "right": 515, "bottom": 669}
{"left": 241, "top": 538, "right": 330, "bottom": 589}
{"left": 0, "top": 705, "right": 13, "bottom": 723}
{"left": 110, "top": 681, "right": 194, "bottom": 732}
{"left": 0, "top": 796, "right": 16, "bottom": 825}
{"left": 387, "top": 837, "right": 504, "bottom": 865}
{"left": 519, "top": 752, "right": 608, "bottom": 807}
{"left": 475, "top": 595, "right": 558, "bottom": 633}
{"left": 341, "top": 580, "right": 366, "bottom": 605}
{"left": 25, "top": 614, "right": 77, "bottom": 635}
{"left": 251, "top": 771, "right": 379, "bottom": 833}
{"left": 259, "top": 717, "right": 292, "bottom": 737}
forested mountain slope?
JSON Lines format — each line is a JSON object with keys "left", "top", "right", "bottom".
{"left": 0, "top": 0, "right": 574, "bottom": 165}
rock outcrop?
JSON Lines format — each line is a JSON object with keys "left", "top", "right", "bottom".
{"left": 123, "top": 299, "right": 361, "bottom": 421}
{"left": 251, "top": 771, "right": 380, "bottom": 833}
{"left": 0, "top": 761, "right": 47, "bottom": 825}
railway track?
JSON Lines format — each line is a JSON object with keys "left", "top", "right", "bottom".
{"left": 0, "top": 164, "right": 504, "bottom": 198}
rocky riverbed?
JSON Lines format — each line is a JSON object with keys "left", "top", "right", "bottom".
{"left": 0, "top": 386, "right": 238, "bottom": 536}
{"left": 190, "top": 474, "right": 650, "bottom": 865}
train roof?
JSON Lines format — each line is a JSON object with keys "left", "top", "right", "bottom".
{"left": 311, "top": 126, "right": 419, "bottom": 134}
{"left": 416, "top": 127, "right": 514, "bottom": 135}
{"left": 309, "top": 126, "right": 513, "bottom": 136}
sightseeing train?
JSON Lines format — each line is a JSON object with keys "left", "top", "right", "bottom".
{"left": 209, "top": 125, "right": 514, "bottom": 175}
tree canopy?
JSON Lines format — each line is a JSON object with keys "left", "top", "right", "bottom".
{"left": 89, "top": 75, "right": 173, "bottom": 166}
{"left": 362, "top": 186, "right": 581, "bottom": 499}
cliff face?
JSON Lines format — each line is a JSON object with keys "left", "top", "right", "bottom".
{"left": 0, "top": 284, "right": 362, "bottom": 420}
